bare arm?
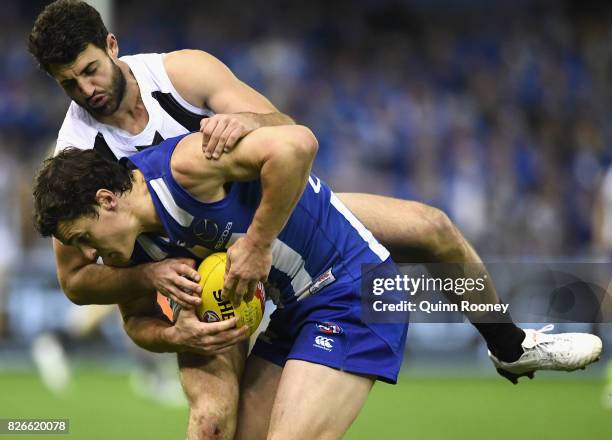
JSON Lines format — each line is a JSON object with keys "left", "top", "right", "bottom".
{"left": 119, "top": 293, "right": 174, "bottom": 352}
{"left": 164, "top": 49, "right": 295, "bottom": 157}
{"left": 54, "top": 238, "right": 153, "bottom": 305}
{"left": 54, "top": 238, "right": 202, "bottom": 308}
{"left": 120, "top": 293, "right": 248, "bottom": 355}
{"left": 164, "top": 49, "right": 290, "bottom": 115}
{"left": 227, "top": 126, "right": 319, "bottom": 246}
{"left": 172, "top": 126, "right": 318, "bottom": 304}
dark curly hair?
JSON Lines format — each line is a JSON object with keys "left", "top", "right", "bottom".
{"left": 33, "top": 148, "right": 133, "bottom": 238}
{"left": 28, "top": 0, "right": 109, "bottom": 73}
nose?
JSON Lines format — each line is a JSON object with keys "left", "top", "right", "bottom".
{"left": 80, "top": 245, "right": 98, "bottom": 261}
{"left": 76, "top": 77, "right": 95, "bottom": 98}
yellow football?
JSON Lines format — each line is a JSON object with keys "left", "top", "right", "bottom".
{"left": 196, "top": 252, "right": 265, "bottom": 336}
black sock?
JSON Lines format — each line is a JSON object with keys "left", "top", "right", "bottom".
{"left": 473, "top": 311, "right": 525, "bottom": 363}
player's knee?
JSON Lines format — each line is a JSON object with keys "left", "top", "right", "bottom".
{"left": 422, "top": 206, "right": 463, "bottom": 259}
{"left": 188, "top": 403, "right": 237, "bottom": 440}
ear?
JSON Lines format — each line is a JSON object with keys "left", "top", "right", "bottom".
{"left": 106, "top": 33, "right": 119, "bottom": 59}
{"left": 95, "top": 189, "right": 118, "bottom": 211}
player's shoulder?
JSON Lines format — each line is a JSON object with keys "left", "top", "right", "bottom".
{"left": 120, "top": 52, "right": 165, "bottom": 82}
{"left": 167, "top": 132, "right": 226, "bottom": 197}
{"left": 55, "top": 102, "right": 99, "bottom": 155}
{"left": 170, "top": 132, "right": 222, "bottom": 184}
{"left": 120, "top": 52, "right": 163, "bottom": 71}
{"left": 163, "top": 49, "right": 226, "bottom": 81}
{"left": 172, "top": 132, "right": 204, "bottom": 170}
{"left": 163, "top": 49, "right": 209, "bottom": 66}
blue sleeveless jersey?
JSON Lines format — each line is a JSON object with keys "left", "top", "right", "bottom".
{"left": 126, "top": 134, "right": 390, "bottom": 305}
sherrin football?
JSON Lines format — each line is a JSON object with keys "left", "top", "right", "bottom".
{"left": 196, "top": 252, "right": 265, "bottom": 336}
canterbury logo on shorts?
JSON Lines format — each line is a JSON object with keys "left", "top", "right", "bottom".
{"left": 313, "top": 335, "right": 334, "bottom": 351}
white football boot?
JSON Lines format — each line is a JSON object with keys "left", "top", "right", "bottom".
{"left": 488, "top": 324, "right": 603, "bottom": 384}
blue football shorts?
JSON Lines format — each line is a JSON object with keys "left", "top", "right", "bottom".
{"left": 251, "top": 259, "right": 409, "bottom": 384}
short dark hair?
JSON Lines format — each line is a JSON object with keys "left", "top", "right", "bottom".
{"left": 28, "top": 0, "right": 109, "bottom": 73}
{"left": 33, "top": 148, "right": 133, "bottom": 237}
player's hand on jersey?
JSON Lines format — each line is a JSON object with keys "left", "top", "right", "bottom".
{"left": 170, "top": 307, "right": 249, "bottom": 355}
{"left": 223, "top": 236, "right": 272, "bottom": 307}
{"left": 143, "top": 258, "right": 203, "bottom": 309}
{"left": 200, "top": 113, "right": 260, "bottom": 159}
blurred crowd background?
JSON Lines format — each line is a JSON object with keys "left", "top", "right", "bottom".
{"left": 0, "top": 0, "right": 611, "bottom": 398}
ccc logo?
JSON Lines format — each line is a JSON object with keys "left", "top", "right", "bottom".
{"left": 314, "top": 336, "right": 334, "bottom": 349}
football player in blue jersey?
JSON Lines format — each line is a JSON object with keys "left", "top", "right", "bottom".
{"left": 32, "top": 126, "right": 401, "bottom": 439}
{"left": 29, "top": 1, "right": 603, "bottom": 439}
{"left": 29, "top": 0, "right": 588, "bottom": 381}
{"left": 33, "top": 127, "right": 601, "bottom": 439}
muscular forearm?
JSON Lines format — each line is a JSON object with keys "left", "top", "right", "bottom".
{"left": 247, "top": 134, "right": 317, "bottom": 245}
{"left": 61, "top": 262, "right": 154, "bottom": 305}
{"left": 123, "top": 315, "right": 178, "bottom": 353}
{"left": 120, "top": 293, "right": 179, "bottom": 353}
{"left": 238, "top": 111, "right": 294, "bottom": 128}
{"left": 121, "top": 294, "right": 248, "bottom": 356}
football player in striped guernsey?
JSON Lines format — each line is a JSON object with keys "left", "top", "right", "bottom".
{"left": 29, "top": 1, "right": 603, "bottom": 439}
{"left": 33, "top": 128, "right": 602, "bottom": 439}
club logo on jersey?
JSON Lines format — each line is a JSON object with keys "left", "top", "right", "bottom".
{"left": 202, "top": 310, "right": 220, "bottom": 323}
{"left": 192, "top": 218, "right": 220, "bottom": 244}
{"left": 314, "top": 336, "right": 334, "bottom": 351}
{"left": 215, "top": 222, "right": 233, "bottom": 250}
{"left": 316, "top": 322, "right": 343, "bottom": 335}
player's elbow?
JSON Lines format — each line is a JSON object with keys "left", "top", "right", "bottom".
{"left": 64, "top": 291, "right": 88, "bottom": 306}
{"left": 296, "top": 125, "right": 319, "bottom": 156}
{"left": 254, "top": 125, "right": 318, "bottom": 172}
{"left": 281, "top": 125, "right": 319, "bottom": 162}
{"left": 63, "top": 285, "right": 88, "bottom": 306}
{"left": 122, "top": 317, "right": 142, "bottom": 345}
{"left": 58, "top": 273, "right": 88, "bottom": 305}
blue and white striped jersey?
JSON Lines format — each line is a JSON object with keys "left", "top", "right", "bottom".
{"left": 126, "top": 134, "right": 390, "bottom": 305}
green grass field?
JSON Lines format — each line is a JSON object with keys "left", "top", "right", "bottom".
{"left": 0, "top": 370, "right": 610, "bottom": 439}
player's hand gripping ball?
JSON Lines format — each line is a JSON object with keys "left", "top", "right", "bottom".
{"left": 196, "top": 252, "right": 265, "bottom": 335}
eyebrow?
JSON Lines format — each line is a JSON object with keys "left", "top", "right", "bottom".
{"left": 80, "top": 61, "right": 97, "bottom": 75}
{"left": 61, "top": 231, "right": 81, "bottom": 247}
{"left": 59, "top": 61, "right": 96, "bottom": 87}
{"left": 60, "top": 236, "right": 74, "bottom": 247}
{"left": 71, "top": 233, "right": 84, "bottom": 245}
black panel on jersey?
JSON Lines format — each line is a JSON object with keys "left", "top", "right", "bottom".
{"left": 94, "top": 133, "right": 119, "bottom": 162}
{"left": 136, "top": 131, "right": 165, "bottom": 151}
{"left": 151, "top": 91, "right": 207, "bottom": 132}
